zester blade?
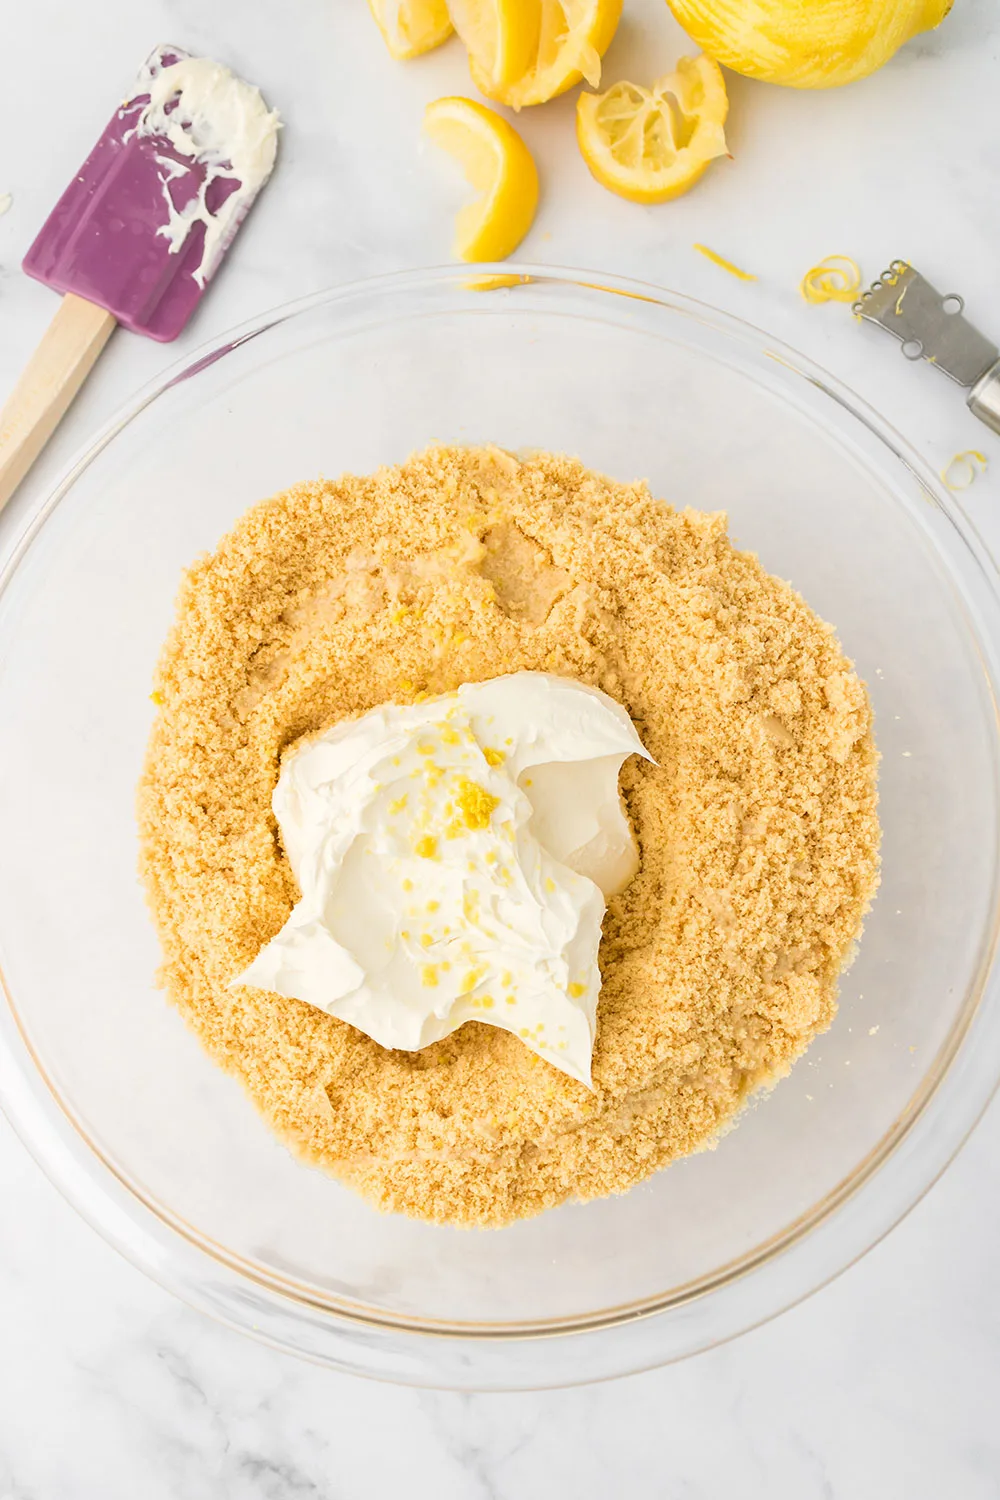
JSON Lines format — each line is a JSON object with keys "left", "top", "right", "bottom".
{"left": 853, "top": 262, "right": 997, "bottom": 388}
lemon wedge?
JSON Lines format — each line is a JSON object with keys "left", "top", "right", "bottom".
{"left": 664, "top": 0, "right": 952, "bottom": 89}
{"left": 451, "top": 0, "right": 623, "bottom": 108}
{"left": 577, "top": 56, "right": 728, "bottom": 204}
{"left": 424, "top": 96, "right": 539, "bottom": 261}
{"left": 367, "top": 0, "right": 454, "bottom": 59}
{"left": 447, "top": 0, "right": 539, "bottom": 96}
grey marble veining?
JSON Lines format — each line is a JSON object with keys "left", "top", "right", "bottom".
{"left": 2, "top": 0, "right": 1000, "bottom": 1494}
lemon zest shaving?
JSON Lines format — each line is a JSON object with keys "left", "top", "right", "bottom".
{"left": 799, "top": 255, "right": 861, "bottom": 305}
{"left": 454, "top": 776, "right": 500, "bottom": 831}
{"left": 941, "top": 450, "right": 988, "bottom": 492}
{"left": 466, "top": 273, "right": 533, "bottom": 292}
{"left": 693, "top": 243, "right": 756, "bottom": 281}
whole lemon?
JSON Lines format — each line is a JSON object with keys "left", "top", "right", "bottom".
{"left": 664, "top": 0, "right": 953, "bottom": 88}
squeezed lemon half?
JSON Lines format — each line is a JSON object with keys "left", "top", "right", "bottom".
{"left": 424, "top": 96, "right": 540, "bottom": 261}
{"left": 577, "top": 55, "right": 729, "bottom": 204}
{"left": 663, "top": 0, "right": 953, "bottom": 89}
{"left": 367, "top": 0, "right": 454, "bottom": 59}
{"left": 450, "top": 0, "right": 623, "bottom": 108}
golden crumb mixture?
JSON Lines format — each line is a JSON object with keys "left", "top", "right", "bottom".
{"left": 138, "top": 445, "right": 880, "bottom": 1227}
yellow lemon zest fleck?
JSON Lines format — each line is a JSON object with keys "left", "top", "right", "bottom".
{"left": 481, "top": 995, "right": 495, "bottom": 1009}
{"left": 150, "top": 689, "right": 165, "bottom": 706}
{"left": 544, "top": 876, "right": 556, "bottom": 893}
{"left": 415, "top": 835, "right": 439, "bottom": 859}
{"left": 399, "top": 678, "right": 414, "bottom": 692}
{"left": 388, "top": 795, "right": 408, "bottom": 814}
{"left": 693, "top": 243, "right": 756, "bottom": 281}
{"left": 402, "top": 878, "right": 413, "bottom": 892}
{"left": 485, "top": 850, "right": 498, "bottom": 865}
{"left": 455, "top": 776, "right": 500, "bottom": 830}
{"left": 568, "top": 981, "right": 587, "bottom": 999}
{"left": 505, "top": 994, "right": 517, "bottom": 1005}
{"left": 420, "top": 933, "right": 434, "bottom": 947}
{"left": 427, "top": 899, "right": 440, "bottom": 913}
{"left": 390, "top": 606, "right": 411, "bottom": 624}
{"left": 421, "top": 965, "right": 439, "bottom": 987}
{"left": 461, "top": 967, "right": 485, "bottom": 994}
{"left": 417, "top": 739, "right": 436, "bottom": 755}
{"left": 800, "top": 255, "right": 861, "bottom": 305}
{"left": 483, "top": 746, "right": 505, "bottom": 767}
{"left": 467, "top": 272, "right": 534, "bottom": 293}
{"left": 942, "top": 449, "right": 988, "bottom": 491}
{"left": 501, "top": 970, "right": 512, "bottom": 986}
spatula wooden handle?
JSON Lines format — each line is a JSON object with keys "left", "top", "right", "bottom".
{"left": 0, "top": 293, "right": 117, "bottom": 513}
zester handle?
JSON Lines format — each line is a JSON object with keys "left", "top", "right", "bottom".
{"left": 968, "top": 360, "right": 1000, "bottom": 436}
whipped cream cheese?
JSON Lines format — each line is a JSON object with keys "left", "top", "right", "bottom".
{"left": 131, "top": 50, "right": 280, "bottom": 286}
{"left": 237, "top": 673, "right": 651, "bottom": 1085}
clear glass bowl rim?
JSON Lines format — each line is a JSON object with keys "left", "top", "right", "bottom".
{"left": 2, "top": 262, "right": 1000, "bottom": 1388}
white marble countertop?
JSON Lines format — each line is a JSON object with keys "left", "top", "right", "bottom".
{"left": 2, "top": 0, "right": 1000, "bottom": 1493}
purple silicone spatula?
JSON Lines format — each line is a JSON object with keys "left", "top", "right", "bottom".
{"left": 0, "top": 44, "right": 280, "bottom": 510}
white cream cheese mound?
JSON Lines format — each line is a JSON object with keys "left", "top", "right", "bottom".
{"left": 237, "top": 673, "right": 652, "bottom": 1085}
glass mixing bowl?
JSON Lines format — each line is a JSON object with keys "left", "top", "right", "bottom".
{"left": 2, "top": 266, "right": 1000, "bottom": 1390}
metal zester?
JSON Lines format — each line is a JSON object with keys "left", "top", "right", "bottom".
{"left": 854, "top": 262, "right": 1000, "bottom": 435}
